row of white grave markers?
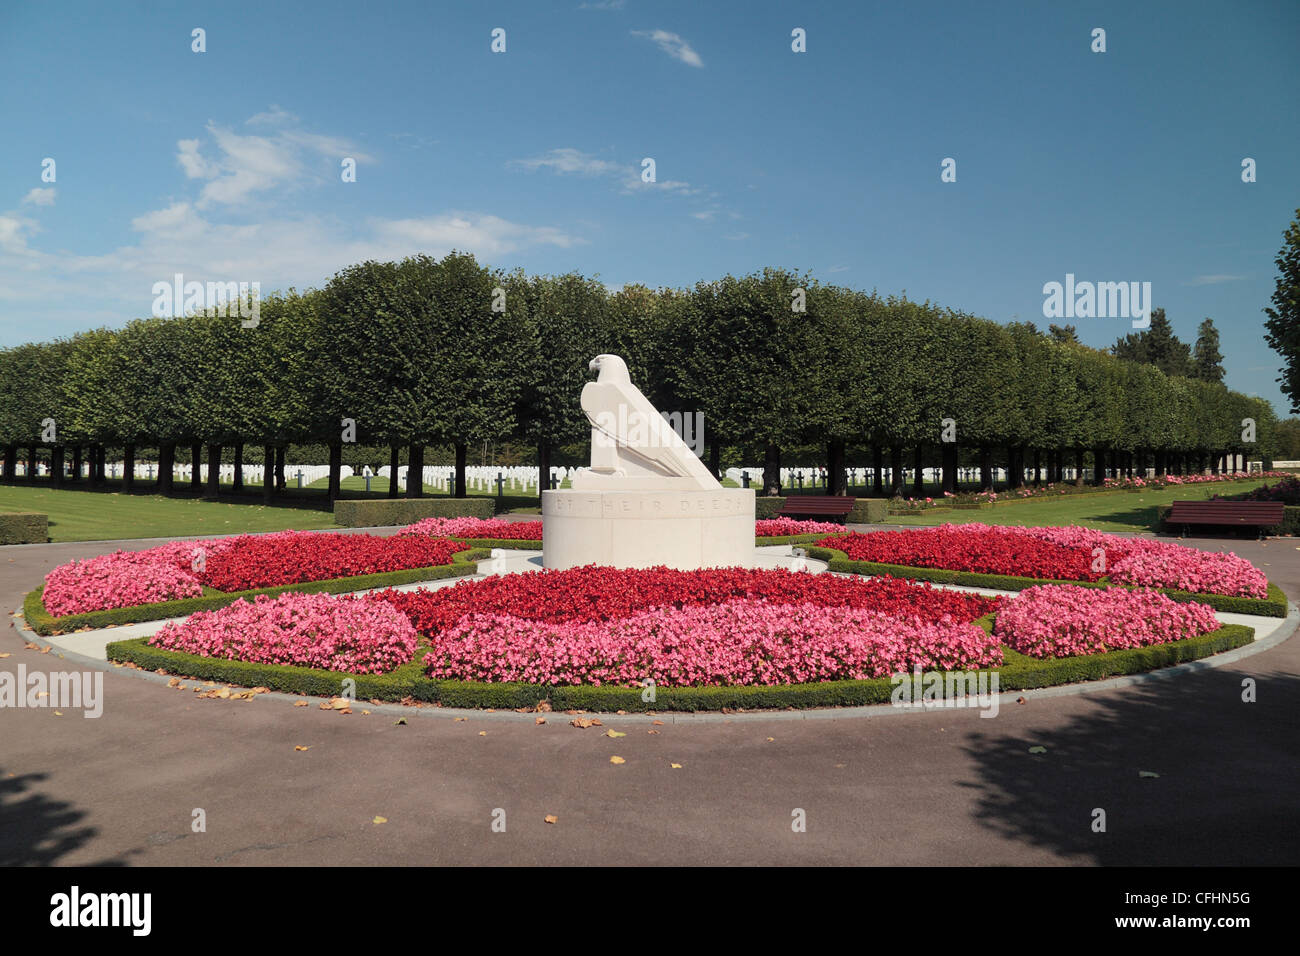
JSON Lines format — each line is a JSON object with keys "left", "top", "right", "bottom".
{"left": 9, "top": 457, "right": 1262, "bottom": 486}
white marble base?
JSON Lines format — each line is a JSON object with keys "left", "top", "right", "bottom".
{"left": 541, "top": 488, "right": 757, "bottom": 571}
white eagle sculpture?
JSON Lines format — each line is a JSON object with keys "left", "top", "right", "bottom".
{"left": 572, "top": 354, "right": 720, "bottom": 491}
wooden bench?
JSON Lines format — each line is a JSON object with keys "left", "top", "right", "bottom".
{"left": 1167, "top": 500, "right": 1284, "bottom": 538}
{"left": 778, "top": 496, "right": 856, "bottom": 524}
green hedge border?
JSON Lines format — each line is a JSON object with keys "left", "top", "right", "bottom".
{"left": 0, "top": 512, "right": 48, "bottom": 545}
{"left": 104, "top": 620, "right": 1256, "bottom": 712}
{"left": 23, "top": 548, "right": 486, "bottom": 636}
{"left": 801, "top": 545, "right": 1289, "bottom": 617}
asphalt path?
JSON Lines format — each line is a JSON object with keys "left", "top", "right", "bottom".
{"left": 1, "top": 527, "right": 1297, "bottom": 866}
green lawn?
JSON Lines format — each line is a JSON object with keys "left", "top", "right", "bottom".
{"left": 0, "top": 483, "right": 343, "bottom": 542}
{"left": 885, "top": 479, "right": 1264, "bottom": 533}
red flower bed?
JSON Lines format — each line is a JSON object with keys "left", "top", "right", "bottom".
{"left": 374, "top": 565, "right": 999, "bottom": 636}
{"left": 823, "top": 526, "right": 1101, "bottom": 581}
{"left": 201, "top": 533, "right": 469, "bottom": 591}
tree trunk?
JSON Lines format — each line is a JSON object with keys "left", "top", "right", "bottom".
{"left": 454, "top": 443, "right": 467, "bottom": 498}
{"left": 888, "top": 446, "right": 904, "bottom": 497}
{"left": 389, "top": 445, "right": 401, "bottom": 498}
{"left": 191, "top": 444, "right": 203, "bottom": 492}
{"left": 275, "top": 445, "right": 286, "bottom": 491}
{"left": 28, "top": 447, "right": 39, "bottom": 482}
{"left": 537, "top": 441, "right": 552, "bottom": 497}
{"left": 205, "top": 445, "right": 222, "bottom": 498}
{"left": 70, "top": 445, "right": 83, "bottom": 483}
{"left": 233, "top": 442, "right": 244, "bottom": 492}
{"left": 1032, "top": 449, "right": 1042, "bottom": 486}
{"left": 871, "top": 444, "right": 883, "bottom": 496}
{"left": 263, "top": 444, "right": 276, "bottom": 502}
{"left": 123, "top": 443, "right": 135, "bottom": 492}
{"left": 328, "top": 442, "right": 342, "bottom": 500}
{"left": 158, "top": 442, "right": 175, "bottom": 494}
{"left": 1, "top": 445, "right": 14, "bottom": 481}
{"left": 51, "top": 446, "right": 65, "bottom": 486}
{"left": 941, "top": 442, "right": 957, "bottom": 494}
{"left": 406, "top": 444, "right": 424, "bottom": 498}
{"left": 912, "top": 445, "right": 924, "bottom": 496}
{"left": 763, "top": 443, "right": 782, "bottom": 496}
{"left": 827, "top": 440, "right": 848, "bottom": 496}
{"left": 979, "top": 447, "right": 993, "bottom": 492}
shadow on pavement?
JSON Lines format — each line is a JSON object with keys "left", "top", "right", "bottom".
{"left": 0, "top": 768, "right": 131, "bottom": 866}
{"left": 958, "top": 667, "right": 1300, "bottom": 865}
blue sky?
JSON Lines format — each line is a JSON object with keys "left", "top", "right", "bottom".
{"left": 2, "top": 0, "right": 1298, "bottom": 410}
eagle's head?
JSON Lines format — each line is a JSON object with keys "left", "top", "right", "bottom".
{"left": 588, "top": 354, "right": 631, "bottom": 383}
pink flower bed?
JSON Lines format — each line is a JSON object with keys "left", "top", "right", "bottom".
{"left": 42, "top": 530, "right": 467, "bottom": 616}
{"left": 399, "top": 517, "right": 543, "bottom": 540}
{"left": 994, "top": 585, "right": 1221, "bottom": 658}
{"left": 426, "top": 599, "right": 1001, "bottom": 686}
{"left": 754, "top": 517, "right": 847, "bottom": 536}
{"left": 1020, "top": 526, "right": 1267, "bottom": 598}
{"left": 148, "top": 592, "right": 418, "bottom": 674}
{"left": 43, "top": 551, "right": 206, "bottom": 617}
{"left": 820, "top": 523, "right": 1268, "bottom": 598}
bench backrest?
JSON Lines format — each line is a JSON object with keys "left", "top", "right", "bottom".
{"left": 779, "top": 496, "right": 856, "bottom": 514}
{"left": 1168, "top": 500, "right": 1285, "bottom": 522}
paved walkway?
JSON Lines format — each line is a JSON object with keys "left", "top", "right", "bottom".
{"left": 2, "top": 530, "right": 1297, "bottom": 865}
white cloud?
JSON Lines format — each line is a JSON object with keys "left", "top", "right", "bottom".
{"left": 0, "top": 215, "right": 33, "bottom": 253}
{"left": 372, "top": 213, "right": 582, "bottom": 256}
{"left": 631, "top": 29, "right": 703, "bottom": 68}
{"left": 21, "top": 188, "right": 56, "bottom": 207}
{"left": 512, "top": 146, "right": 699, "bottom": 196}
{"left": 510, "top": 147, "right": 624, "bottom": 177}
{"left": 722, "top": 232, "right": 750, "bottom": 241}
{"left": 691, "top": 211, "right": 715, "bottom": 221}
{"left": 176, "top": 112, "right": 373, "bottom": 208}
{"left": 1188, "top": 274, "right": 1247, "bottom": 286}
{"left": 579, "top": 0, "right": 626, "bottom": 9}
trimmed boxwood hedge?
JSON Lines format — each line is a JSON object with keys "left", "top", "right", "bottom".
{"left": 23, "top": 548, "right": 487, "bottom": 636}
{"left": 801, "top": 544, "right": 1289, "bottom": 617}
{"left": 333, "top": 497, "right": 495, "bottom": 527}
{"left": 104, "top": 621, "right": 1256, "bottom": 712}
{"left": 0, "top": 512, "right": 47, "bottom": 545}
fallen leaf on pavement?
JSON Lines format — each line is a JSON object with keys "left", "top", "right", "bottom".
{"left": 294, "top": 745, "right": 310, "bottom": 752}
{"left": 609, "top": 755, "right": 625, "bottom": 765}
{"left": 544, "top": 815, "right": 558, "bottom": 824}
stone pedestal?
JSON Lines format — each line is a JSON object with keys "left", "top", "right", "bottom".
{"left": 542, "top": 488, "right": 756, "bottom": 571}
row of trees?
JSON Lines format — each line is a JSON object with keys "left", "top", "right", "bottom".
{"left": 0, "top": 253, "right": 1279, "bottom": 500}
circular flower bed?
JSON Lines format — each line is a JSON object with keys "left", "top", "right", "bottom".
{"left": 148, "top": 592, "right": 418, "bottom": 673}
{"left": 994, "top": 585, "right": 1220, "bottom": 658}
{"left": 822, "top": 523, "right": 1267, "bottom": 598}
